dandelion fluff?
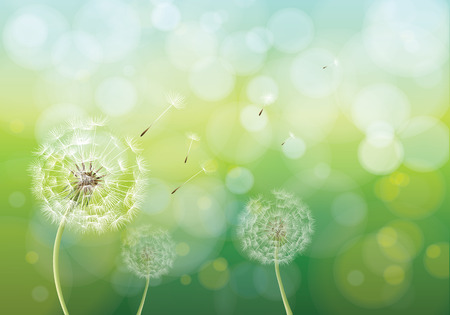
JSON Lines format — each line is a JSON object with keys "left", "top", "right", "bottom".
{"left": 122, "top": 225, "right": 176, "bottom": 279}
{"left": 238, "top": 190, "right": 314, "bottom": 265}
{"left": 31, "top": 117, "right": 148, "bottom": 233}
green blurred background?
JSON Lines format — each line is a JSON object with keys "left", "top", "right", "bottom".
{"left": 0, "top": 0, "right": 448, "bottom": 314}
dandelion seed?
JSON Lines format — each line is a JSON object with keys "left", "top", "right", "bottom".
{"left": 184, "top": 132, "right": 200, "bottom": 163}
{"left": 140, "top": 91, "right": 186, "bottom": 137}
{"left": 171, "top": 160, "right": 217, "bottom": 194}
{"left": 281, "top": 132, "right": 295, "bottom": 146}
{"left": 237, "top": 190, "right": 314, "bottom": 315}
{"left": 322, "top": 58, "right": 339, "bottom": 70}
{"left": 30, "top": 117, "right": 147, "bottom": 314}
{"left": 259, "top": 92, "right": 275, "bottom": 116}
{"left": 122, "top": 225, "right": 176, "bottom": 315}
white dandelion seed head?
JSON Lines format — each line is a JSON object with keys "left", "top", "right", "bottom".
{"left": 237, "top": 190, "right": 314, "bottom": 265}
{"left": 187, "top": 132, "right": 200, "bottom": 142}
{"left": 201, "top": 159, "right": 218, "bottom": 174}
{"left": 166, "top": 91, "right": 186, "bottom": 109}
{"left": 30, "top": 118, "right": 148, "bottom": 234}
{"left": 122, "top": 225, "right": 176, "bottom": 279}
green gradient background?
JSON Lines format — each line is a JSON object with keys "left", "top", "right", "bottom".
{"left": 0, "top": 0, "right": 449, "bottom": 314}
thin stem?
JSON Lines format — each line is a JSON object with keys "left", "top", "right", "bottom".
{"left": 141, "top": 105, "right": 172, "bottom": 136}
{"left": 274, "top": 247, "right": 293, "bottom": 315}
{"left": 136, "top": 277, "right": 150, "bottom": 315}
{"left": 185, "top": 139, "right": 193, "bottom": 163}
{"left": 53, "top": 217, "right": 69, "bottom": 315}
{"left": 171, "top": 169, "right": 203, "bottom": 194}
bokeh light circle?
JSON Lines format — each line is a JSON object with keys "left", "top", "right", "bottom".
{"left": 3, "top": 4, "right": 68, "bottom": 70}
{"left": 268, "top": 8, "right": 314, "bottom": 53}
{"left": 198, "top": 258, "right": 230, "bottom": 290}
{"left": 358, "top": 137, "right": 403, "bottom": 175}
{"left": 225, "top": 167, "right": 254, "bottom": 194}
{"left": 167, "top": 23, "right": 218, "bottom": 71}
{"left": 246, "top": 27, "right": 273, "bottom": 53}
{"left": 335, "top": 236, "right": 411, "bottom": 308}
{"left": 221, "top": 32, "right": 265, "bottom": 75}
{"left": 189, "top": 58, "right": 235, "bottom": 101}
{"left": 239, "top": 105, "right": 268, "bottom": 132}
{"left": 424, "top": 242, "right": 449, "bottom": 279}
{"left": 74, "top": 0, "right": 141, "bottom": 63}
{"left": 151, "top": 2, "right": 180, "bottom": 31}
{"left": 246, "top": 76, "right": 278, "bottom": 105}
{"left": 95, "top": 76, "right": 137, "bottom": 116}
{"left": 399, "top": 116, "right": 449, "bottom": 171}
{"left": 31, "top": 286, "right": 49, "bottom": 302}
{"left": 351, "top": 84, "right": 410, "bottom": 133}
{"left": 51, "top": 31, "right": 100, "bottom": 79}
{"left": 291, "top": 48, "right": 342, "bottom": 98}
{"left": 282, "top": 137, "right": 306, "bottom": 159}
{"left": 363, "top": 0, "right": 449, "bottom": 77}
{"left": 377, "top": 170, "right": 445, "bottom": 219}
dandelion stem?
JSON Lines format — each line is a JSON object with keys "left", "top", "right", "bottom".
{"left": 141, "top": 105, "right": 172, "bottom": 137}
{"left": 274, "top": 247, "right": 292, "bottom": 315}
{"left": 171, "top": 169, "right": 203, "bottom": 194}
{"left": 185, "top": 139, "right": 193, "bottom": 163}
{"left": 136, "top": 276, "right": 150, "bottom": 315}
{"left": 53, "top": 217, "right": 69, "bottom": 315}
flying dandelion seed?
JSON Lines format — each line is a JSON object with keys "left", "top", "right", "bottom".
{"left": 259, "top": 92, "right": 275, "bottom": 116}
{"left": 237, "top": 190, "right": 314, "bottom": 315}
{"left": 140, "top": 91, "right": 186, "bottom": 137}
{"left": 122, "top": 225, "right": 176, "bottom": 315}
{"left": 281, "top": 132, "right": 295, "bottom": 146}
{"left": 322, "top": 58, "right": 339, "bottom": 70}
{"left": 184, "top": 132, "right": 200, "bottom": 163}
{"left": 171, "top": 160, "right": 217, "bottom": 194}
{"left": 30, "top": 117, "right": 147, "bottom": 314}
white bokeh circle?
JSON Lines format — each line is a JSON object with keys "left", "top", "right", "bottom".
{"left": 3, "top": 4, "right": 68, "bottom": 70}
{"left": 363, "top": 0, "right": 449, "bottom": 77}
{"left": 239, "top": 105, "right": 268, "bottom": 132}
{"left": 246, "top": 27, "right": 273, "bottom": 53}
{"left": 225, "top": 167, "right": 254, "bottom": 194}
{"left": 151, "top": 2, "right": 180, "bottom": 31}
{"left": 352, "top": 84, "right": 410, "bottom": 133}
{"left": 74, "top": 0, "right": 141, "bottom": 63}
{"left": 358, "top": 137, "right": 403, "bottom": 175}
{"left": 282, "top": 137, "right": 306, "bottom": 159}
{"left": 331, "top": 193, "right": 367, "bottom": 227}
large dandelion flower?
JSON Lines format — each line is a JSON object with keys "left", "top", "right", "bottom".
{"left": 237, "top": 190, "right": 314, "bottom": 315}
{"left": 31, "top": 117, "right": 147, "bottom": 233}
{"left": 122, "top": 225, "right": 176, "bottom": 315}
{"left": 30, "top": 118, "right": 147, "bottom": 314}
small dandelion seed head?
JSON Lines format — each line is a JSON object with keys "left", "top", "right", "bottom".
{"left": 30, "top": 118, "right": 148, "bottom": 234}
{"left": 122, "top": 225, "right": 176, "bottom": 279}
{"left": 237, "top": 190, "right": 314, "bottom": 265}
{"left": 187, "top": 132, "right": 200, "bottom": 142}
{"left": 201, "top": 160, "right": 218, "bottom": 174}
{"left": 166, "top": 91, "right": 186, "bottom": 109}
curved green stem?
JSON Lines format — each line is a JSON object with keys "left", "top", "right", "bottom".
{"left": 53, "top": 218, "right": 69, "bottom": 315}
{"left": 275, "top": 248, "right": 293, "bottom": 315}
{"left": 137, "top": 277, "right": 150, "bottom": 315}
